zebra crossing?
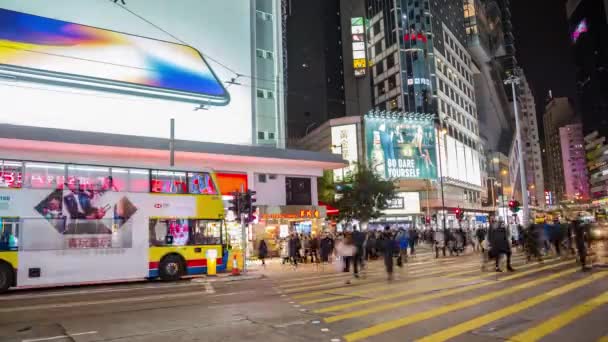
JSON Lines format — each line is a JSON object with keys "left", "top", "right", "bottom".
{"left": 266, "top": 249, "right": 608, "bottom": 341}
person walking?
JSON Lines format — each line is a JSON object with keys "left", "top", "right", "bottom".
{"left": 319, "top": 233, "right": 332, "bottom": 264}
{"left": 572, "top": 215, "right": 592, "bottom": 271}
{"left": 352, "top": 226, "right": 365, "bottom": 277}
{"left": 489, "top": 221, "right": 514, "bottom": 272}
{"left": 476, "top": 225, "right": 487, "bottom": 253}
{"left": 280, "top": 238, "right": 290, "bottom": 265}
{"left": 258, "top": 239, "right": 268, "bottom": 267}
{"left": 310, "top": 234, "right": 319, "bottom": 263}
{"left": 396, "top": 228, "right": 409, "bottom": 266}
{"left": 288, "top": 233, "right": 300, "bottom": 267}
{"left": 434, "top": 227, "right": 446, "bottom": 258}
{"left": 381, "top": 226, "right": 395, "bottom": 281}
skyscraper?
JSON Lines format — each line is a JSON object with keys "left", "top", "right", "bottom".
{"left": 567, "top": 0, "right": 608, "bottom": 138}
{"left": 285, "top": 0, "right": 372, "bottom": 141}
{"left": 543, "top": 97, "right": 577, "bottom": 201}
{"left": 367, "top": 0, "right": 484, "bottom": 217}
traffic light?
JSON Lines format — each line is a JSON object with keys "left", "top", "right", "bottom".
{"left": 455, "top": 207, "right": 464, "bottom": 221}
{"left": 243, "top": 190, "right": 257, "bottom": 223}
{"left": 508, "top": 200, "right": 521, "bottom": 213}
{"left": 228, "top": 191, "right": 242, "bottom": 216}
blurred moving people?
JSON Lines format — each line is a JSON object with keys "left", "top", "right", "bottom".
{"left": 258, "top": 239, "right": 268, "bottom": 267}
{"left": 489, "top": 219, "right": 515, "bottom": 272}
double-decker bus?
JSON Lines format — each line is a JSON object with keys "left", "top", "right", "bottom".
{"left": 0, "top": 158, "right": 231, "bottom": 292}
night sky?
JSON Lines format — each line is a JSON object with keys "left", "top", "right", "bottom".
{"left": 511, "top": 0, "right": 577, "bottom": 126}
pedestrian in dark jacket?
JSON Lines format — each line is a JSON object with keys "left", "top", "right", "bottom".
{"left": 572, "top": 216, "right": 591, "bottom": 271}
{"left": 310, "top": 235, "right": 320, "bottom": 263}
{"left": 258, "top": 239, "right": 268, "bottom": 266}
{"left": 352, "top": 227, "right": 365, "bottom": 276}
{"left": 288, "top": 233, "right": 300, "bottom": 267}
{"left": 489, "top": 222, "right": 514, "bottom": 272}
{"left": 382, "top": 226, "right": 395, "bottom": 281}
{"left": 320, "top": 234, "right": 333, "bottom": 263}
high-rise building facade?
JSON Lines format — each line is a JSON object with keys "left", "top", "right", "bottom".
{"left": 543, "top": 97, "right": 577, "bottom": 202}
{"left": 559, "top": 123, "right": 589, "bottom": 200}
{"left": 585, "top": 131, "right": 608, "bottom": 199}
{"left": 567, "top": 0, "right": 608, "bottom": 138}
{"left": 464, "top": 0, "right": 514, "bottom": 154}
{"left": 285, "top": 0, "right": 372, "bottom": 141}
{"left": 517, "top": 74, "right": 545, "bottom": 206}
{"left": 366, "top": 0, "right": 484, "bottom": 216}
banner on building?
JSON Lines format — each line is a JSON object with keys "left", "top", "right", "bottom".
{"left": 365, "top": 113, "right": 437, "bottom": 180}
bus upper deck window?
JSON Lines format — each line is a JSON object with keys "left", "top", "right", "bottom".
{"left": 151, "top": 170, "right": 187, "bottom": 194}
{"left": 0, "top": 160, "right": 23, "bottom": 188}
{"left": 24, "top": 162, "right": 66, "bottom": 189}
{"left": 188, "top": 172, "right": 217, "bottom": 195}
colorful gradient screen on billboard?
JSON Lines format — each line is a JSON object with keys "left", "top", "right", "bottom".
{"left": 0, "top": 8, "right": 226, "bottom": 96}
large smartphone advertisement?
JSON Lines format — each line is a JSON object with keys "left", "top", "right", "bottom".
{"left": 0, "top": 0, "right": 253, "bottom": 144}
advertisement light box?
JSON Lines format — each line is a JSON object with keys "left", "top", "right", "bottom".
{"left": 0, "top": 0, "right": 254, "bottom": 145}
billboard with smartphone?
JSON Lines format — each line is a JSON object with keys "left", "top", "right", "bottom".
{"left": 0, "top": 0, "right": 255, "bottom": 144}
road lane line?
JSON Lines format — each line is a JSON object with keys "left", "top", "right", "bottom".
{"left": 328, "top": 261, "right": 573, "bottom": 324}
{"left": 505, "top": 289, "right": 608, "bottom": 342}
{"left": 204, "top": 282, "right": 215, "bottom": 294}
{"left": 341, "top": 268, "right": 580, "bottom": 342}
{"left": 22, "top": 331, "right": 97, "bottom": 342}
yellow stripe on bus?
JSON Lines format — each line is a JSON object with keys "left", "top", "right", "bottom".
{"left": 0, "top": 251, "right": 17, "bottom": 269}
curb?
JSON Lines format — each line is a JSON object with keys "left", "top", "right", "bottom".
{"left": 191, "top": 274, "right": 265, "bottom": 283}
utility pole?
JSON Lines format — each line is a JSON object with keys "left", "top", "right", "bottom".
{"left": 505, "top": 73, "right": 529, "bottom": 226}
{"left": 436, "top": 125, "right": 447, "bottom": 230}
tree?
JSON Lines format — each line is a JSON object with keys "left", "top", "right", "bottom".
{"left": 317, "top": 170, "right": 336, "bottom": 205}
{"left": 334, "top": 164, "right": 396, "bottom": 229}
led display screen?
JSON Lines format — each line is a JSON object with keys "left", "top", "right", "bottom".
{"left": 0, "top": 0, "right": 254, "bottom": 144}
{"left": 0, "top": 8, "right": 228, "bottom": 101}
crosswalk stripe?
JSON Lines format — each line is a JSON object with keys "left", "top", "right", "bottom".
{"left": 417, "top": 272, "right": 608, "bottom": 342}
{"left": 277, "top": 256, "right": 477, "bottom": 286}
{"left": 314, "top": 258, "right": 553, "bottom": 313}
{"left": 326, "top": 261, "right": 572, "bottom": 323}
{"left": 283, "top": 261, "right": 478, "bottom": 294}
{"left": 300, "top": 295, "right": 355, "bottom": 305}
{"left": 290, "top": 255, "right": 553, "bottom": 300}
{"left": 342, "top": 267, "right": 580, "bottom": 341}
{"left": 506, "top": 290, "right": 608, "bottom": 342}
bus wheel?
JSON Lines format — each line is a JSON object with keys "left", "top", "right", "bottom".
{"left": 159, "top": 255, "right": 184, "bottom": 281}
{"left": 0, "top": 263, "right": 13, "bottom": 293}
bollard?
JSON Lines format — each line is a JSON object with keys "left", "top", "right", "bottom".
{"left": 231, "top": 253, "right": 240, "bottom": 276}
{"left": 206, "top": 248, "right": 218, "bottom": 276}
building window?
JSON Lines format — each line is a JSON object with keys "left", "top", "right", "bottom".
{"left": 286, "top": 177, "right": 312, "bottom": 205}
{"left": 258, "top": 131, "right": 265, "bottom": 140}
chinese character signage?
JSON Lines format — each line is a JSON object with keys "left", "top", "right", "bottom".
{"left": 331, "top": 124, "right": 359, "bottom": 182}
{"left": 365, "top": 115, "right": 437, "bottom": 180}
{"left": 351, "top": 17, "right": 367, "bottom": 77}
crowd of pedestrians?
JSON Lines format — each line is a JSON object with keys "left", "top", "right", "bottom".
{"left": 258, "top": 213, "right": 595, "bottom": 279}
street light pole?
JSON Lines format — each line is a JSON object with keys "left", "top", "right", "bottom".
{"left": 505, "top": 74, "right": 529, "bottom": 226}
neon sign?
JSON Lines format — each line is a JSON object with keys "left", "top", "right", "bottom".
{"left": 572, "top": 19, "right": 588, "bottom": 43}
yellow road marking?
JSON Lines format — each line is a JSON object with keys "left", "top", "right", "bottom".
{"left": 599, "top": 336, "right": 608, "bottom": 342}
{"left": 314, "top": 258, "right": 548, "bottom": 313}
{"left": 291, "top": 256, "right": 552, "bottom": 300}
{"left": 300, "top": 295, "right": 355, "bottom": 305}
{"left": 327, "top": 261, "right": 572, "bottom": 323}
{"left": 343, "top": 267, "right": 580, "bottom": 341}
{"left": 505, "top": 289, "right": 608, "bottom": 342}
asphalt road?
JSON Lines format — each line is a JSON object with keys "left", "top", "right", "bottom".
{"left": 0, "top": 245, "right": 607, "bottom": 342}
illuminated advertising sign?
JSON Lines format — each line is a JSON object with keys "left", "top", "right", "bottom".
{"left": 331, "top": 124, "right": 358, "bottom": 182}
{"left": 571, "top": 19, "right": 588, "bottom": 43}
{"left": 383, "top": 192, "right": 421, "bottom": 215}
{"left": 365, "top": 115, "right": 437, "bottom": 180}
{"left": 0, "top": 0, "right": 254, "bottom": 144}
{"left": 351, "top": 17, "right": 367, "bottom": 77}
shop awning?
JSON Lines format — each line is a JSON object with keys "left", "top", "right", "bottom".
{"left": 319, "top": 201, "right": 339, "bottom": 216}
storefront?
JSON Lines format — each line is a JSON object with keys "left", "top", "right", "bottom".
{"left": 251, "top": 206, "right": 328, "bottom": 256}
